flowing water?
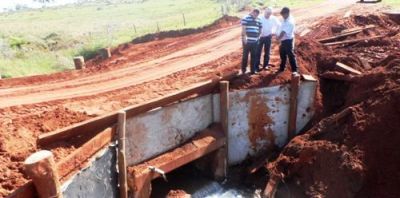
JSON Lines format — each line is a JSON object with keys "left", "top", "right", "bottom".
{"left": 151, "top": 163, "right": 265, "bottom": 198}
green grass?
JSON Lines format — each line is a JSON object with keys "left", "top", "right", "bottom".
{"left": 0, "top": 0, "right": 224, "bottom": 78}
{"left": 383, "top": 0, "right": 400, "bottom": 8}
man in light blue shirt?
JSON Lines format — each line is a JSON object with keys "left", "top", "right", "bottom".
{"left": 277, "top": 7, "right": 298, "bottom": 74}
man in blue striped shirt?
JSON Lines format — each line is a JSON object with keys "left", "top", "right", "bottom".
{"left": 241, "top": 9, "right": 262, "bottom": 74}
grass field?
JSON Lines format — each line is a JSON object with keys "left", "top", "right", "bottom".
{"left": 383, "top": 0, "right": 400, "bottom": 8}
{"left": 0, "top": 0, "right": 224, "bottom": 78}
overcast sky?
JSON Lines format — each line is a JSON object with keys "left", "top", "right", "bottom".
{"left": 0, "top": 0, "right": 79, "bottom": 11}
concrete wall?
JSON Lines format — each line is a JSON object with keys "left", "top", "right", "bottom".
{"left": 58, "top": 80, "right": 317, "bottom": 197}
{"left": 220, "top": 81, "right": 317, "bottom": 164}
{"left": 62, "top": 145, "right": 118, "bottom": 198}
{"left": 125, "top": 95, "right": 214, "bottom": 166}
{"left": 124, "top": 80, "right": 317, "bottom": 166}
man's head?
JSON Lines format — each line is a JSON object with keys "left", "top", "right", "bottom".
{"left": 280, "top": 7, "right": 290, "bottom": 19}
{"left": 264, "top": 7, "right": 273, "bottom": 18}
{"left": 250, "top": 9, "right": 260, "bottom": 18}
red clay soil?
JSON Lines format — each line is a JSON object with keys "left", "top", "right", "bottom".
{"left": 266, "top": 11, "right": 400, "bottom": 198}
{"left": 0, "top": 3, "right": 375, "bottom": 197}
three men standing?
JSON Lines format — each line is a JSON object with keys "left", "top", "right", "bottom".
{"left": 241, "top": 7, "right": 298, "bottom": 75}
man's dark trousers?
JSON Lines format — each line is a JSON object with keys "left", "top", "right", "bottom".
{"left": 256, "top": 35, "right": 272, "bottom": 69}
{"left": 279, "top": 39, "right": 298, "bottom": 72}
{"left": 242, "top": 41, "right": 258, "bottom": 74}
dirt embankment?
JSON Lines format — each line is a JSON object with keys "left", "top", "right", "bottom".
{"left": 266, "top": 11, "right": 400, "bottom": 198}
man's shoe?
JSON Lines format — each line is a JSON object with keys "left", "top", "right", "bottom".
{"left": 292, "top": 71, "right": 299, "bottom": 75}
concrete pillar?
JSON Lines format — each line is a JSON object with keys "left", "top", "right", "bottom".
{"left": 101, "top": 47, "right": 112, "bottom": 59}
{"left": 73, "top": 56, "right": 85, "bottom": 70}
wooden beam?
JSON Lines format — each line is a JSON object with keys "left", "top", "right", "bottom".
{"left": 38, "top": 112, "right": 118, "bottom": 146}
{"left": 323, "top": 35, "right": 384, "bottom": 46}
{"left": 37, "top": 70, "right": 238, "bottom": 146}
{"left": 127, "top": 125, "right": 225, "bottom": 198}
{"left": 218, "top": 81, "right": 229, "bottom": 179}
{"left": 320, "top": 71, "right": 355, "bottom": 82}
{"left": 24, "top": 150, "right": 62, "bottom": 198}
{"left": 56, "top": 127, "right": 115, "bottom": 180}
{"left": 318, "top": 25, "right": 375, "bottom": 43}
{"left": 301, "top": 74, "right": 317, "bottom": 82}
{"left": 288, "top": 74, "right": 301, "bottom": 140}
{"left": 336, "top": 62, "right": 362, "bottom": 75}
{"left": 123, "top": 71, "right": 237, "bottom": 118}
{"left": 118, "top": 111, "right": 128, "bottom": 198}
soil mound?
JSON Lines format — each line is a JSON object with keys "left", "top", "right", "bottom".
{"left": 266, "top": 12, "right": 400, "bottom": 198}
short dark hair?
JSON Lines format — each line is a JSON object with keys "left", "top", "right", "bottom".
{"left": 280, "top": 7, "right": 290, "bottom": 15}
{"left": 253, "top": 9, "right": 260, "bottom": 14}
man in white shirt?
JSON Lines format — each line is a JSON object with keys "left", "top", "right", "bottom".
{"left": 277, "top": 7, "right": 298, "bottom": 74}
{"left": 256, "top": 7, "right": 281, "bottom": 70}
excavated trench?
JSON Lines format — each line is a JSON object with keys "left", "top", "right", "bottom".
{"left": 151, "top": 11, "right": 400, "bottom": 198}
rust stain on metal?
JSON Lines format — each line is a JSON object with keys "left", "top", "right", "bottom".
{"left": 247, "top": 93, "right": 276, "bottom": 151}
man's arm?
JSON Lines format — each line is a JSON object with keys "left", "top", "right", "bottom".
{"left": 242, "top": 26, "right": 247, "bottom": 44}
{"left": 278, "top": 31, "right": 286, "bottom": 40}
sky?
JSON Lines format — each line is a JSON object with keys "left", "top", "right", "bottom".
{"left": 0, "top": 0, "right": 79, "bottom": 11}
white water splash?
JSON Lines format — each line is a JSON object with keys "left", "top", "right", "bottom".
{"left": 191, "top": 182, "right": 262, "bottom": 198}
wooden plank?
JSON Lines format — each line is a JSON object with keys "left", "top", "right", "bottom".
{"left": 218, "top": 81, "right": 229, "bottom": 179}
{"left": 336, "top": 62, "right": 362, "bottom": 75}
{"left": 37, "top": 70, "right": 238, "bottom": 146}
{"left": 317, "top": 25, "right": 375, "bottom": 43}
{"left": 127, "top": 125, "right": 225, "bottom": 196}
{"left": 56, "top": 127, "right": 115, "bottom": 180}
{"left": 301, "top": 74, "right": 317, "bottom": 82}
{"left": 341, "top": 25, "right": 375, "bottom": 34}
{"left": 118, "top": 112, "right": 128, "bottom": 198}
{"left": 320, "top": 71, "right": 354, "bottom": 82}
{"left": 288, "top": 74, "right": 301, "bottom": 140}
{"left": 323, "top": 35, "right": 384, "bottom": 46}
{"left": 38, "top": 112, "right": 118, "bottom": 146}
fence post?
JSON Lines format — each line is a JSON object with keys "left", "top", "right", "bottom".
{"left": 157, "top": 22, "right": 160, "bottom": 32}
{"left": 133, "top": 24, "right": 137, "bottom": 33}
{"left": 182, "top": 13, "right": 186, "bottom": 26}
